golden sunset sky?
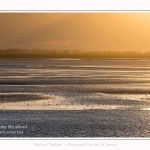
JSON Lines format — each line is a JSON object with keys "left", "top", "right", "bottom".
{"left": 0, "top": 13, "right": 150, "bottom": 52}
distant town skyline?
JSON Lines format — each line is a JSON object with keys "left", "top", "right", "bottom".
{"left": 0, "top": 13, "right": 150, "bottom": 52}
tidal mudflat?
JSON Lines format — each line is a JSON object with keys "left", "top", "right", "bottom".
{"left": 0, "top": 59, "right": 150, "bottom": 137}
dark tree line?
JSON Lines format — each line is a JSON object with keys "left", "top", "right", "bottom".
{"left": 0, "top": 48, "right": 150, "bottom": 58}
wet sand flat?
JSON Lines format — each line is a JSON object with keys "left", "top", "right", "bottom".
{"left": 0, "top": 59, "right": 150, "bottom": 137}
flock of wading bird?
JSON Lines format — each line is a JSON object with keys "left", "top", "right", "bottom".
{"left": 0, "top": 89, "right": 150, "bottom": 111}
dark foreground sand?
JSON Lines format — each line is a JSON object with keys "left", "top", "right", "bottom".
{"left": 0, "top": 109, "right": 150, "bottom": 137}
